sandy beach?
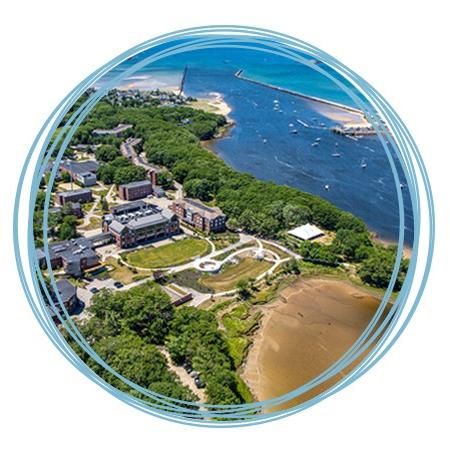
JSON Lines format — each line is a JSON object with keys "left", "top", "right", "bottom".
{"left": 241, "top": 277, "right": 388, "bottom": 411}
{"left": 310, "top": 101, "right": 369, "bottom": 127}
{"left": 188, "top": 92, "right": 232, "bottom": 117}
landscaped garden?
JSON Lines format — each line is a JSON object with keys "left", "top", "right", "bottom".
{"left": 200, "top": 257, "right": 272, "bottom": 292}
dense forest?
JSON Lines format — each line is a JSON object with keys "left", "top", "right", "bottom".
{"left": 64, "top": 283, "right": 249, "bottom": 406}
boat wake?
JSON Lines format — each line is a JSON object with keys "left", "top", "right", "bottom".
{"left": 274, "top": 155, "right": 294, "bottom": 169}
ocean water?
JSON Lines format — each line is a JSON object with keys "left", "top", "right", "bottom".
{"left": 97, "top": 45, "right": 414, "bottom": 245}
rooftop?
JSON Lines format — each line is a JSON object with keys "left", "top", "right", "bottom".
{"left": 175, "top": 198, "right": 225, "bottom": 220}
{"left": 56, "top": 279, "right": 77, "bottom": 302}
{"left": 38, "top": 237, "right": 98, "bottom": 264}
{"left": 120, "top": 179, "right": 152, "bottom": 189}
{"left": 60, "top": 160, "right": 100, "bottom": 174}
{"left": 57, "top": 188, "right": 91, "bottom": 198}
{"left": 287, "top": 223, "right": 324, "bottom": 241}
{"left": 110, "top": 200, "right": 152, "bottom": 216}
{"left": 108, "top": 208, "right": 176, "bottom": 233}
{"left": 92, "top": 123, "right": 133, "bottom": 135}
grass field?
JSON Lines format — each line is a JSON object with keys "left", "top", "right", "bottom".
{"left": 123, "top": 238, "right": 210, "bottom": 269}
{"left": 105, "top": 258, "right": 150, "bottom": 284}
{"left": 80, "top": 215, "right": 102, "bottom": 231}
{"left": 262, "top": 242, "right": 291, "bottom": 259}
{"left": 200, "top": 258, "right": 272, "bottom": 292}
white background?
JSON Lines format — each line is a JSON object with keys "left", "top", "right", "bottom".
{"left": 1, "top": 1, "right": 448, "bottom": 448}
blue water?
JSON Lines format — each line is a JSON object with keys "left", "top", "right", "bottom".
{"left": 97, "top": 45, "right": 414, "bottom": 245}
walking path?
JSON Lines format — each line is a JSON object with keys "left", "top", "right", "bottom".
{"left": 159, "top": 347, "right": 207, "bottom": 403}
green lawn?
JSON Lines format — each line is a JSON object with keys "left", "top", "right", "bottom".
{"left": 200, "top": 258, "right": 272, "bottom": 292}
{"left": 105, "top": 257, "right": 150, "bottom": 284}
{"left": 123, "top": 238, "right": 210, "bottom": 269}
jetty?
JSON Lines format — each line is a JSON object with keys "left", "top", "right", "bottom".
{"left": 234, "top": 69, "right": 364, "bottom": 115}
{"left": 179, "top": 65, "right": 188, "bottom": 96}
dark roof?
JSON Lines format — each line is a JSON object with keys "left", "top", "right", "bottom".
{"left": 41, "top": 237, "right": 97, "bottom": 264}
{"left": 57, "top": 188, "right": 91, "bottom": 198}
{"left": 120, "top": 180, "right": 152, "bottom": 189}
{"left": 56, "top": 279, "right": 77, "bottom": 302}
{"left": 60, "top": 160, "right": 100, "bottom": 174}
{"left": 110, "top": 200, "right": 149, "bottom": 215}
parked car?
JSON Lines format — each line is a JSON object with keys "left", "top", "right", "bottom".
{"left": 113, "top": 281, "right": 124, "bottom": 289}
{"left": 194, "top": 377, "right": 205, "bottom": 389}
{"left": 90, "top": 287, "right": 99, "bottom": 294}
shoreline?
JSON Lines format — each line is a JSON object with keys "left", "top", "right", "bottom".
{"left": 187, "top": 92, "right": 232, "bottom": 118}
{"left": 241, "top": 276, "right": 387, "bottom": 409}
{"left": 372, "top": 234, "right": 412, "bottom": 259}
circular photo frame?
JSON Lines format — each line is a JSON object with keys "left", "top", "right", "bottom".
{"left": 14, "top": 26, "right": 434, "bottom": 426}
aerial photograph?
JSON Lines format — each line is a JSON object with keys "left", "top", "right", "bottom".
{"left": 34, "top": 41, "right": 413, "bottom": 413}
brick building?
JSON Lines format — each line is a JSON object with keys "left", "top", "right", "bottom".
{"left": 55, "top": 188, "right": 92, "bottom": 206}
{"left": 118, "top": 180, "right": 153, "bottom": 201}
{"left": 169, "top": 198, "right": 226, "bottom": 233}
{"left": 103, "top": 202, "right": 179, "bottom": 248}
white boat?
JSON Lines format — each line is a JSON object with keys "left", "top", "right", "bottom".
{"left": 315, "top": 137, "right": 321, "bottom": 142}
{"left": 311, "top": 142, "right": 319, "bottom": 147}
{"left": 296, "top": 119, "right": 310, "bottom": 128}
{"left": 332, "top": 153, "right": 341, "bottom": 157}
{"left": 290, "top": 129, "right": 298, "bottom": 134}
{"left": 361, "top": 162, "right": 367, "bottom": 169}
{"left": 263, "top": 139, "right": 268, "bottom": 144}
{"left": 324, "top": 184, "right": 330, "bottom": 190}
{"left": 289, "top": 123, "right": 294, "bottom": 127}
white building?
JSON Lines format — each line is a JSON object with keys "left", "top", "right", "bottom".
{"left": 288, "top": 223, "right": 324, "bottom": 241}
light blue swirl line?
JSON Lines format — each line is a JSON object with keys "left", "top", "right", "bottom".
{"left": 21, "top": 32, "right": 422, "bottom": 422}
{"left": 14, "top": 24, "right": 434, "bottom": 426}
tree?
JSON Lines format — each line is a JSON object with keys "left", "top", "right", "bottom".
{"left": 113, "top": 165, "right": 147, "bottom": 185}
{"left": 336, "top": 212, "right": 367, "bottom": 233}
{"left": 121, "top": 287, "right": 174, "bottom": 344}
{"left": 96, "top": 144, "right": 121, "bottom": 162}
{"left": 333, "top": 229, "right": 371, "bottom": 261}
{"left": 97, "top": 164, "right": 116, "bottom": 184}
{"left": 58, "top": 215, "right": 79, "bottom": 240}
{"left": 205, "top": 369, "right": 243, "bottom": 405}
{"left": 236, "top": 279, "right": 252, "bottom": 300}
{"left": 60, "top": 171, "right": 71, "bottom": 183}
{"left": 358, "top": 247, "right": 408, "bottom": 291}
{"left": 172, "top": 162, "right": 191, "bottom": 183}
{"left": 184, "top": 178, "right": 215, "bottom": 201}
{"left": 101, "top": 198, "right": 109, "bottom": 212}
{"left": 157, "top": 169, "right": 174, "bottom": 190}
{"left": 282, "top": 204, "right": 311, "bottom": 228}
